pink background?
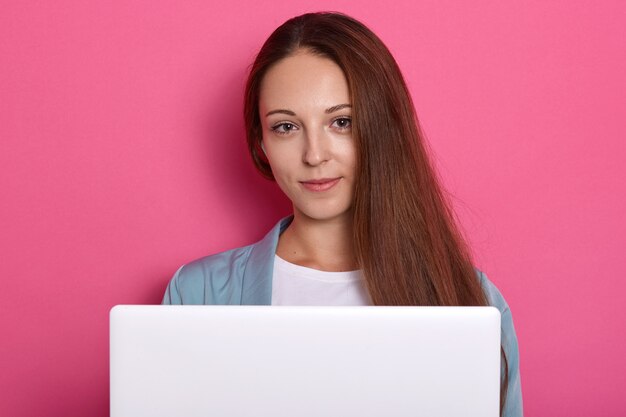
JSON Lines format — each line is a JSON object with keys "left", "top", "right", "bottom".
{"left": 1, "top": 1, "right": 624, "bottom": 415}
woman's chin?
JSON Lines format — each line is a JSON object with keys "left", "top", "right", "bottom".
{"left": 292, "top": 205, "right": 353, "bottom": 223}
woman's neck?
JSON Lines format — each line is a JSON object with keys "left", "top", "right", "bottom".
{"left": 276, "top": 211, "right": 357, "bottom": 272}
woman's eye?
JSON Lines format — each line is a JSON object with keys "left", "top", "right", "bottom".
{"left": 271, "top": 122, "right": 297, "bottom": 135}
{"left": 332, "top": 117, "right": 352, "bottom": 130}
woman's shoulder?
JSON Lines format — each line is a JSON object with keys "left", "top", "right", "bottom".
{"left": 475, "top": 268, "right": 524, "bottom": 416}
{"left": 161, "top": 216, "right": 289, "bottom": 305}
{"left": 475, "top": 268, "right": 511, "bottom": 314}
{"left": 161, "top": 244, "right": 256, "bottom": 305}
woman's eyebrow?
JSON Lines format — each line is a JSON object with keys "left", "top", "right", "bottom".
{"left": 265, "top": 104, "right": 352, "bottom": 117}
{"left": 325, "top": 103, "right": 351, "bottom": 114}
{"left": 265, "top": 109, "right": 296, "bottom": 117}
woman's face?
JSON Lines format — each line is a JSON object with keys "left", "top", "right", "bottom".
{"left": 259, "top": 50, "right": 356, "bottom": 223}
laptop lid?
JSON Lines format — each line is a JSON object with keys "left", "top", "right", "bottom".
{"left": 110, "top": 305, "right": 501, "bottom": 417}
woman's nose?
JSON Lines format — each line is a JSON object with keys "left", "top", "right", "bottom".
{"left": 302, "top": 128, "right": 330, "bottom": 166}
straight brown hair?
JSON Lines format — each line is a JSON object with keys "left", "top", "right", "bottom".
{"left": 243, "top": 11, "right": 509, "bottom": 414}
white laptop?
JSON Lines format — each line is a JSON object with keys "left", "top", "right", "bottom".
{"left": 110, "top": 305, "right": 501, "bottom": 417}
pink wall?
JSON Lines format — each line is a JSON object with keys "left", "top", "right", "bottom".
{"left": 1, "top": 1, "right": 624, "bottom": 415}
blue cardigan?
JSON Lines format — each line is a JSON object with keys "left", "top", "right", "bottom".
{"left": 162, "top": 216, "right": 523, "bottom": 416}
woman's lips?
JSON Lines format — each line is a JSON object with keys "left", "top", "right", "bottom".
{"left": 300, "top": 177, "right": 341, "bottom": 192}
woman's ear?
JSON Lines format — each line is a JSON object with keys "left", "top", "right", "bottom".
{"left": 261, "top": 141, "right": 267, "bottom": 155}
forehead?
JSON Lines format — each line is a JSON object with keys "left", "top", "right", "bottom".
{"left": 259, "top": 51, "right": 350, "bottom": 113}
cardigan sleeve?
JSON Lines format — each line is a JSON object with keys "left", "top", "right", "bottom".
{"left": 160, "top": 244, "right": 255, "bottom": 305}
{"left": 478, "top": 270, "right": 524, "bottom": 417}
{"left": 160, "top": 261, "right": 212, "bottom": 305}
{"left": 161, "top": 265, "right": 184, "bottom": 305}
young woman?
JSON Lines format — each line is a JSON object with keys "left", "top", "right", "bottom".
{"left": 162, "top": 11, "right": 523, "bottom": 416}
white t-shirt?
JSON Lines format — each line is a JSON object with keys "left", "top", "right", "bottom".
{"left": 271, "top": 254, "right": 372, "bottom": 306}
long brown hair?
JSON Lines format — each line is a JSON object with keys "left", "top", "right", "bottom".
{"left": 243, "top": 11, "right": 509, "bottom": 413}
